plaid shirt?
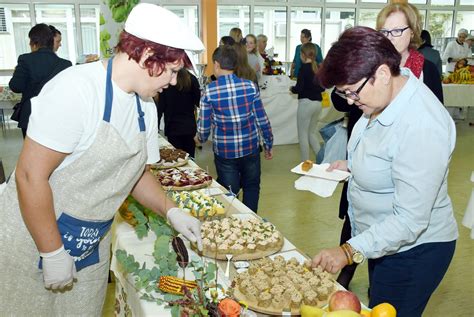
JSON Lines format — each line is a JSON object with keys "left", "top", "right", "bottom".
{"left": 197, "top": 74, "right": 273, "bottom": 159}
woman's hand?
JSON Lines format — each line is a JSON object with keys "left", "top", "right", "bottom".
{"left": 312, "top": 246, "right": 349, "bottom": 274}
{"left": 327, "top": 160, "right": 348, "bottom": 172}
{"left": 166, "top": 208, "right": 202, "bottom": 251}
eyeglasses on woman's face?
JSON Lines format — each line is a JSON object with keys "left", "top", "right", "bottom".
{"left": 335, "top": 77, "right": 371, "bottom": 101}
{"left": 379, "top": 26, "right": 410, "bottom": 38}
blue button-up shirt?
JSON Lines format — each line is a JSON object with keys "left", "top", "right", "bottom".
{"left": 197, "top": 73, "right": 273, "bottom": 159}
{"left": 347, "top": 68, "right": 458, "bottom": 259}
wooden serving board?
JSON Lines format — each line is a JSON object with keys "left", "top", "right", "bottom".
{"left": 195, "top": 234, "right": 284, "bottom": 261}
{"left": 232, "top": 286, "right": 332, "bottom": 316}
{"left": 154, "top": 158, "right": 189, "bottom": 169}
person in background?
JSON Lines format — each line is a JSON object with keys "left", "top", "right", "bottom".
{"left": 442, "top": 28, "right": 471, "bottom": 73}
{"left": 291, "top": 29, "right": 323, "bottom": 78}
{"left": 0, "top": 4, "right": 203, "bottom": 315}
{"left": 197, "top": 45, "right": 273, "bottom": 213}
{"left": 419, "top": 29, "right": 443, "bottom": 77}
{"left": 9, "top": 23, "right": 72, "bottom": 138}
{"left": 158, "top": 68, "right": 201, "bottom": 158}
{"left": 290, "top": 43, "right": 325, "bottom": 162}
{"left": 229, "top": 27, "right": 243, "bottom": 44}
{"left": 312, "top": 26, "right": 457, "bottom": 317}
{"left": 49, "top": 25, "right": 62, "bottom": 53}
{"left": 233, "top": 43, "right": 258, "bottom": 84}
{"left": 376, "top": 2, "right": 443, "bottom": 103}
{"left": 220, "top": 36, "right": 235, "bottom": 46}
{"left": 245, "top": 34, "right": 263, "bottom": 81}
{"left": 257, "top": 34, "right": 268, "bottom": 59}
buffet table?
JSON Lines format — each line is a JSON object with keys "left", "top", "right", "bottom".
{"left": 260, "top": 75, "right": 344, "bottom": 145}
{"left": 110, "top": 135, "right": 342, "bottom": 316}
{"left": 442, "top": 84, "right": 474, "bottom": 108}
{"left": 0, "top": 86, "right": 21, "bottom": 130}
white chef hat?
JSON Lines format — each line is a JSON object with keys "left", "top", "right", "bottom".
{"left": 458, "top": 28, "right": 468, "bottom": 36}
{"left": 124, "top": 3, "right": 205, "bottom": 73}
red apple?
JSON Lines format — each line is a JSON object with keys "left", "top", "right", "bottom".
{"left": 328, "top": 290, "right": 361, "bottom": 313}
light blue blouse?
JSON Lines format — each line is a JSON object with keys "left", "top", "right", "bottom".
{"left": 347, "top": 68, "right": 458, "bottom": 259}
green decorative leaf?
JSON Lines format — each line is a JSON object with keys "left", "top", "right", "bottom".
{"left": 171, "top": 305, "right": 180, "bottom": 317}
{"left": 155, "top": 235, "right": 171, "bottom": 255}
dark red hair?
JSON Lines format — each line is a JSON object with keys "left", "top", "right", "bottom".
{"left": 317, "top": 26, "right": 401, "bottom": 88}
{"left": 115, "top": 31, "right": 191, "bottom": 76}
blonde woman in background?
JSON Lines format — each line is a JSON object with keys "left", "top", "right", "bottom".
{"left": 229, "top": 27, "right": 243, "bottom": 44}
{"left": 232, "top": 43, "right": 258, "bottom": 84}
{"left": 290, "top": 43, "right": 325, "bottom": 161}
{"left": 245, "top": 34, "right": 263, "bottom": 81}
{"left": 376, "top": 2, "right": 443, "bottom": 102}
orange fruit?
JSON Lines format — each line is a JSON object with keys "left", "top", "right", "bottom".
{"left": 371, "top": 303, "right": 396, "bottom": 317}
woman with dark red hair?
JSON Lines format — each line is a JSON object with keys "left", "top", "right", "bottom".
{"left": 0, "top": 4, "right": 204, "bottom": 315}
{"left": 312, "top": 26, "right": 457, "bottom": 316}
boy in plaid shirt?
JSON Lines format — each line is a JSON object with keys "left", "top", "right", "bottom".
{"left": 197, "top": 45, "right": 273, "bottom": 212}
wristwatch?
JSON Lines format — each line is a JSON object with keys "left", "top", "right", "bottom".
{"left": 344, "top": 243, "right": 365, "bottom": 264}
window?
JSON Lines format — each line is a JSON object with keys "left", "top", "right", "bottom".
{"left": 455, "top": 11, "right": 474, "bottom": 38}
{"left": 431, "top": 0, "right": 455, "bottom": 5}
{"left": 35, "top": 4, "right": 76, "bottom": 64}
{"left": 427, "top": 10, "right": 455, "bottom": 54}
{"left": 290, "top": 7, "right": 322, "bottom": 61}
{"left": 358, "top": 9, "right": 380, "bottom": 29}
{"left": 254, "top": 6, "right": 287, "bottom": 61}
{"left": 323, "top": 8, "right": 355, "bottom": 56}
{"left": 0, "top": 4, "right": 31, "bottom": 70}
{"left": 218, "top": 5, "right": 250, "bottom": 43}
{"left": 80, "top": 5, "right": 100, "bottom": 56}
{"left": 163, "top": 5, "right": 199, "bottom": 37}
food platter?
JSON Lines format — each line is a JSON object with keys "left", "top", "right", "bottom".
{"left": 199, "top": 216, "right": 284, "bottom": 261}
{"left": 152, "top": 167, "right": 213, "bottom": 191}
{"left": 230, "top": 256, "right": 337, "bottom": 315}
{"left": 154, "top": 147, "right": 190, "bottom": 169}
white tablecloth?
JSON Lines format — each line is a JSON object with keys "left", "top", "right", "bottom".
{"left": 260, "top": 75, "right": 344, "bottom": 146}
{"left": 462, "top": 171, "right": 474, "bottom": 239}
{"left": 442, "top": 84, "right": 474, "bottom": 108}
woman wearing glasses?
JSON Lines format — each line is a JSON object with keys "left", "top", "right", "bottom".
{"left": 376, "top": 2, "right": 443, "bottom": 103}
{"left": 312, "top": 26, "right": 457, "bottom": 316}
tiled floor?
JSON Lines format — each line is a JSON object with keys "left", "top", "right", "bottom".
{"left": 1, "top": 118, "right": 473, "bottom": 316}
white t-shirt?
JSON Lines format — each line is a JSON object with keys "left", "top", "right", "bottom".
{"left": 28, "top": 61, "right": 160, "bottom": 170}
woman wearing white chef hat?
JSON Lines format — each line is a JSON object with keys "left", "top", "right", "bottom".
{"left": 0, "top": 3, "right": 204, "bottom": 315}
{"left": 442, "top": 28, "right": 471, "bottom": 73}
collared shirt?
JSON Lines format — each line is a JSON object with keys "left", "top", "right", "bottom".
{"left": 347, "top": 68, "right": 458, "bottom": 259}
{"left": 197, "top": 73, "right": 273, "bottom": 159}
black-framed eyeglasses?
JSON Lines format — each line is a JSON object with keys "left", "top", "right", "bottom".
{"left": 379, "top": 26, "right": 410, "bottom": 38}
{"left": 334, "top": 77, "right": 371, "bottom": 101}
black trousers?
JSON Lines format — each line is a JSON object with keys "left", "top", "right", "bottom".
{"left": 166, "top": 134, "right": 196, "bottom": 158}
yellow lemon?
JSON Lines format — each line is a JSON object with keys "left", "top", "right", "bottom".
{"left": 371, "top": 303, "right": 396, "bottom": 317}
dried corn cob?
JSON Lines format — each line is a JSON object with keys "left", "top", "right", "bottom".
{"left": 158, "top": 276, "right": 198, "bottom": 295}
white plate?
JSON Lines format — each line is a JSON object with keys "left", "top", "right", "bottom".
{"left": 291, "top": 162, "right": 350, "bottom": 181}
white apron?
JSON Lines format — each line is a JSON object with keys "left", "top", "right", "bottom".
{"left": 0, "top": 58, "right": 148, "bottom": 316}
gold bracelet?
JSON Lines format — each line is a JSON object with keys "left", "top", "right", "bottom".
{"left": 340, "top": 243, "right": 353, "bottom": 265}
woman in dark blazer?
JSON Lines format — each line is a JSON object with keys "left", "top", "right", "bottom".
{"left": 9, "top": 23, "right": 72, "bottom": 138}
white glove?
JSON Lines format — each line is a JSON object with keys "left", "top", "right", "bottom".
{"left": 40, "top": 245, "right": 77, "bottom": 290}
{"left": 167, "top": 207, "right": 202, "bottom": 251}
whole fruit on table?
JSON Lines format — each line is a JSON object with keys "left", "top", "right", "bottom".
{"left": 371, "top": 303, "right": 396, "bottom": 317}
{"left": 325, "top": 310, "right": 362, "bottom": 317}
{"left": 300, "top": 304, "right": 325, "bottom": 317}
{"left": 328, "top": 290, "right": 362, "bottom": 313}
